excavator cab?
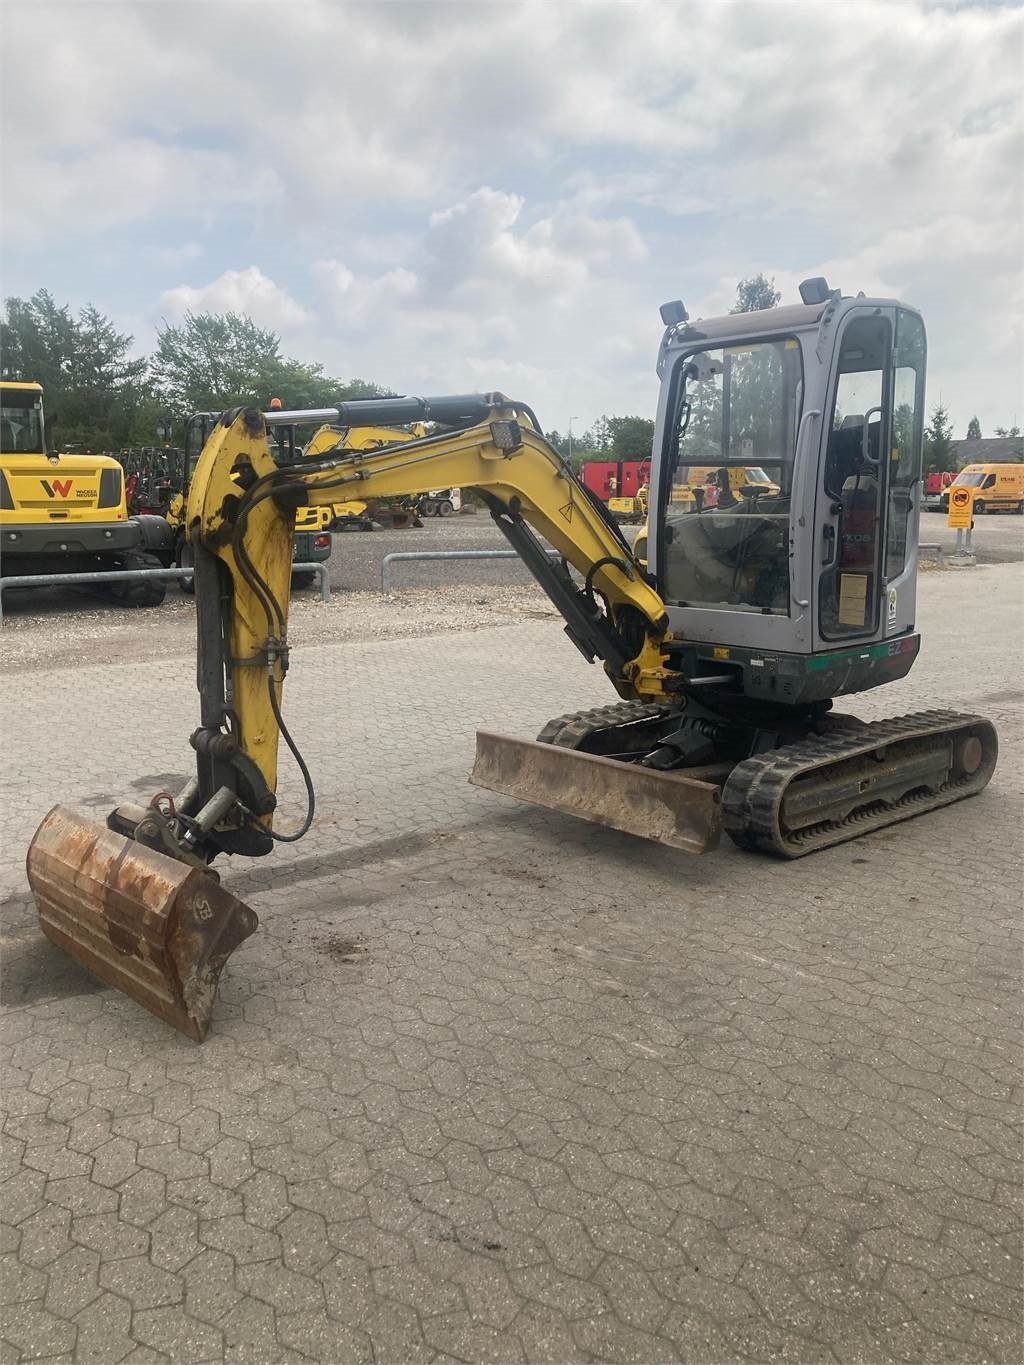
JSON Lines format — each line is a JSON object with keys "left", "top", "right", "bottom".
{"left": 26, "top": 283, "right": 996, "bottom": 1040}
{"left": 647, "top": 293, "right": 927, "bottom": 695}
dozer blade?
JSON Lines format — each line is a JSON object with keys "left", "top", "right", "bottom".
{"left": 27, "top": 806, "right": 258, "bottom": 1042}
{"left": 471, "top": 731, "right": 722, "bottom": 854}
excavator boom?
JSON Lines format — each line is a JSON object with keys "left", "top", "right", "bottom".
{"left": 26, "top": 395, "right": 717, "bottom": 1038}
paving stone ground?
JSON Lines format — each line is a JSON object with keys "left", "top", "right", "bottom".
{"left": 2, "top": 562, "right": 1022, "bottom": 1363}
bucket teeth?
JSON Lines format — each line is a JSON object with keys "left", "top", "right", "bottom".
{"left": 471, "top": 730, "right": 722, "bottom": 854}
{"left": 27, "top": 805, "right": 258, "bottom": 1041}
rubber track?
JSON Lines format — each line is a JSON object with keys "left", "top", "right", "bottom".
{"left": 537, "top": 700, "right": 678, "bottom": 749}
{"left": 721, "top": 709, "right": 997, "bottom": 858}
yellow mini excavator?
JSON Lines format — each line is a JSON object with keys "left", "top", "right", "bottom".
{"left": 27, "top": 280, "right": 997, "bottom": 1039}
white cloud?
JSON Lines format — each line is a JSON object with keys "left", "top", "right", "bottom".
{"left": 311, "top": 260, "right": 419, "bottom": 326}
{"left": 1, "top": 139, "right": 281, "bottom": 247}
{"left": 146, "top": 242, "right": 204, "bottom": 269}
{"left": 2, "top": 0, "right": 1021, "bottom": 434}
{"left": 160, "top": 268, "right": 310, "bottom": 329}
{"left": 419, "top": 188, "right": 647, "bottom": 303}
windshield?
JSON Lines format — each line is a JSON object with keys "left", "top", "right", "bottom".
{"left": 660, "top": 338, "right": 802, "bottom": 616}
{"left": 0, "top": 394, "right": 45, "bottom": 454}
{"left": 953, "top": 471, "right": 986, "bottom": 487}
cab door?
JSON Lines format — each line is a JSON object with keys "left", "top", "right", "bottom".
{"left": 813, "top": 308, "right": 895, "bottom": 646}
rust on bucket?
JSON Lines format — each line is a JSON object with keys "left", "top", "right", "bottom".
{"left": 26, "top": 805, "right": 258, "bottom": 1041}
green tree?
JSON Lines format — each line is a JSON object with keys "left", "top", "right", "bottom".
{"left": 923, "top": 403, "right": 955, "bottom": 473}
{"left": 994, "top": 424, "right": 1021, "bottom": 438}
{"left": 1, "top": 290, "right": 78, "bottom": 396}
{"left": 152, "top": 311, "right": 383, "bottom": 421}
{"left": 1, "top": 290, "right": 152, "bottom": 448}
{"left": 731, "top": 273, "right": 781, "bottom": 314}
{"left": 966, "top": 415, "right": 981, "bottom": 439}
{"left": 600, "top": 416, "right": 655, "bottom": 461}
{"left": 152, "top": 312, "right": 290, "bottom": 413}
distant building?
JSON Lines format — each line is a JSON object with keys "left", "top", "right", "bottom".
{"left": 950, "top": 436, "right": 1024, "bottom": 467}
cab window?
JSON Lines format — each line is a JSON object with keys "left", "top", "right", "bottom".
{"left": 659, "top": 337, "right": 802, "bottom": 616}
{"left": 0, "top": 395, "right": 45, "bottom": 454}
{"left": 819, "top": 313, "right": 892, "bottom": 638}
{"left": 884, "top": 309, "right": 926, "bottom": 580}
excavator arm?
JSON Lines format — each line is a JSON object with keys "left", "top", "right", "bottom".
{"left": 171, "top": 394, "right": 679, "bottom": 856}
{"left": 183, "top": 395, "right": 671, "bottom": 831}
{"left": 27, "top": 394, "right": 722, "bottom": 1040}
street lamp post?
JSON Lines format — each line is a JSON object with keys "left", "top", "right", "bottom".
{"left": 567, "top": 416, "right": 580, "bottom": 465}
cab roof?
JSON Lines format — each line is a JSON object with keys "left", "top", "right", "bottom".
{"left": 0, "top": 381, "right": 43, "bottom": 393}
{"left": 665, "top": 295, "right": 916, "bottom": 349}
{"left": 674, "top": 301, "right": 828, "bottom": 343}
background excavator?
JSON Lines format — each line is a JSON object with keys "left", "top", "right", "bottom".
{"left": 27, "top": 279, "right": 997, "bottom": 1040}
{"left": 295, "top": 421, "right": 427, "bottom": 531}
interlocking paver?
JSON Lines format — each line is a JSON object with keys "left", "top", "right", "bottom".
{"left": 42, "top": 1245, "right": 101, "bottom": 1317}
{"left": 0, "top": 1301, "right": 77, "bottom": 1359}
{"left": 181, "top": 1248, "right": 243, "bottom": 1327}
{"left": 130, "top": 1306, "right": 223, "bottom": 1361}
{"left": 99, "top": 1255, "right": 183, "bottom": 1309}
{"left": 198, "top": 1216, "right": 281, "bottom": 1265}
{"left": 0, "top": 1255, "right": 47, "bottom": 1305}
{"left": 16, "top": 1206, "right": 72, "bottom": 1266}
{"left": 1, "top": 563, "right": 1022, "bottom": 1362}
{"left": 235, "top": 1259, "right": 324, "bottom": 1313}
{"left": 277, "top": 1311, "right": 372, "bottom": 1363}
{"left": 68, "top": 1214, "right": 148, "bottom": 1262}
{"left": 147, "top": 1206, "right": 201, "bottom": 1272}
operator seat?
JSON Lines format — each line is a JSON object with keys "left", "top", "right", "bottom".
{"left": 0, "top": 419, "right": 17, "bottom": 453}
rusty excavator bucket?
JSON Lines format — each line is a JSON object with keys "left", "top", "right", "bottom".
{"left": 27, "top": 806, "right": 258, "bottom": 1041}
{"left": 471, "top": 731, "right": 723, "bottom": 855}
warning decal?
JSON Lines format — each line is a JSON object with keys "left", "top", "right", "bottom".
{"left": 558, "top": 502, "right": 573, "bottom": 522}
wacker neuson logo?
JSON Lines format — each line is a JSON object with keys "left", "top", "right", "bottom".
{"left": 40, "top": 478, "right": 73, "bottom": 498}
{"left": 39, "top": 479, "right": 94, "bottom": 499}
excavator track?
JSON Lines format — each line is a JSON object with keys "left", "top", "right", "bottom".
{"left": 538, "top": 700, "right": 679, "bottom": 750}
{"left": 721, "top": 710, "right": 998, "bottom": 858}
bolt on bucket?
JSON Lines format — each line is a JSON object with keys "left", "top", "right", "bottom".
{"left": 470, "top": 731, "right": 723, "bottom": 854}
{"left": 27, "top": 805, "right": 258, "bottom": 1041}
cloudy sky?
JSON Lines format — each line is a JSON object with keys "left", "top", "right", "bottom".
{"left": 2, "top": 0, "right": 1021, "bottom": 436}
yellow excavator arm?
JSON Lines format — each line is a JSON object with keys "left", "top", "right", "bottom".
{"left": 183, "top": 395, "right": 673, "bottom": 829}
{"left": 27, "top": 393, "right": 710, "bottom": 1042}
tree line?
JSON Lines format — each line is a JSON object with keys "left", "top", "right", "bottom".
{"left": 0, "top": 290, "right": 384, "bottom": 451}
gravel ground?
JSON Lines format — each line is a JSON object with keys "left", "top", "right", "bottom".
{"left": 0, "top": 583, "right": 559, "bottom": 672}
{"left": 918, "top": 509, "right": 1024, "bottom": 562}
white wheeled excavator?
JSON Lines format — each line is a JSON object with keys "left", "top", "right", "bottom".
{"left": 27, "top": 279, "right": 997, "bottom": 1039}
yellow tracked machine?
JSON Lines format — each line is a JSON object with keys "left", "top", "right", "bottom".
{"left": 27, "top": 280, "right": 997, "bottom": 1038}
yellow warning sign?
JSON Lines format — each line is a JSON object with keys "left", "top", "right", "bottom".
{"left": 558, "top": 502, "right": 573, "bottom": 522}
{"left": 947, "top": 485, "right": 974, "bottom": 529}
